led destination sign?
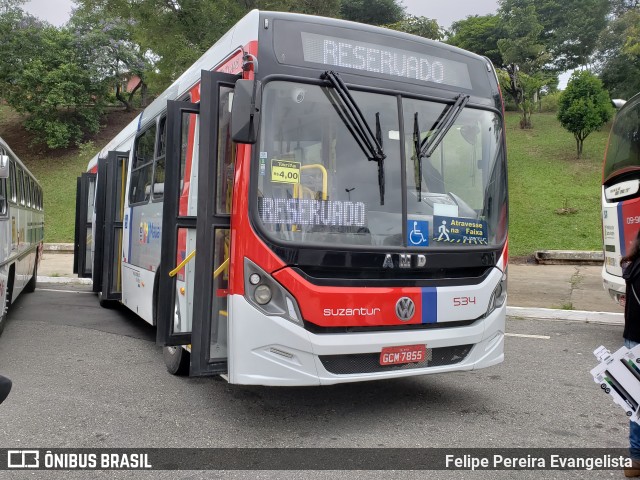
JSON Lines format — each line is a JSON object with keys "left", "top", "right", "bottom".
{"left": 259, "top": 198, "right": 366, "bottom": 227}
{"left": 300, "top": 32, "right": 472, "bottom": 89}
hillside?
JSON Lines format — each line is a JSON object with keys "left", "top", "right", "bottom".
{"left": 0, "top": 105, "right": 140, "bottom": 242}
{"left": 0, "top": 107, "right": 610, "bottom": 256}
{"left": 506, "top": 112, "right": 609, "bottom": 256}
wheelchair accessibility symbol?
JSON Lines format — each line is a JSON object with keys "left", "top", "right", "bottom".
{"left": 407, "top": 220, "right": 429, "bottom": 246}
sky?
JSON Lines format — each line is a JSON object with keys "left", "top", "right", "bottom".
{"left": 402, "top": 0, "right": 499, "bottom": 28}
{"left": 23, "top": 0, "right": 501, "bottom": 29}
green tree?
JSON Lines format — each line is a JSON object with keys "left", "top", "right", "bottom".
{"left": 5, "top": 26, "right": 108, "bottom": 149}
{"left": 0, "top": 0, "right": 25, "bottom": 13}
{"left": 75, "top": 0, "right": 343, "bottom": 92}
{"left": 497, "top": 0, "right": 547, "bottom": 128}
{"left": 557, "top": 70, "right": 613, "bottom": 158}
{"left": 447, "top": 14, "right": 503, "bottom": 66}
{"left": 386, "top": 15, "right": 442, "bottom": 40}
{"left": 535, "top": 0, "right": 609, "bottom": 71}
{"left": 75, "top": 0, "right": 247, "bottom": 91}
{"left": 242, "top": 0, "right": 341, "bottom": 17}
{"left": 69, "top": 5, "right": 150, "bottom": 111}
{"left": 0, "top": 1, "right": 45, "bottom": 99}
{"left": 596, "top": 8, "right": 640, "bottom": 100}
{"left": 609, "top": 0, "right": 640, "bottom": 16}
{"left": 340, "top": 0, "right": 404, "bottom": 26}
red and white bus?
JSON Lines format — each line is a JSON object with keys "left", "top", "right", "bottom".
{"left": 602, "top": 93, "right": 640, "bottom": 305}
{"left": 75, "top": 10, "right": 508, "bottom": 385}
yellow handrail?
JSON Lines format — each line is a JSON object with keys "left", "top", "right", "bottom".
{"left": 169, "top": 251, "right": 229, "bottom": 279}
{"left": 213, "top": 258, "right": 229, "bottom": 279}
{"left": 293, "top": 164, "right": 328, "bottom": 201}
{"left": 169, "top": 250, "right": 196, "bottom": 277}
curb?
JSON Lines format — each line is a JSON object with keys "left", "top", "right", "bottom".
{"left": 37, "top": 276, "right": 92, "bottom": 285}
{"left": 507, "top": 306, "right": 623, "bottom": 326}
{"left": 534, "top": 250, "right": 604, "bottom": 265}
{"left": 43, "top": 243, "right": 74, "bottom": 253}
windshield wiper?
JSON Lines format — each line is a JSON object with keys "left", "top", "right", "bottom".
{"left": 414, "top": 94, "right": 470, "bottom": 201}
{"left": 323, "top": 71, "right": 386, "bottom": 205}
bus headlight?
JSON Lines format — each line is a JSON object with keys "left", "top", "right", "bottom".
{"left": 244, "top": 258, "right": 303, "bottom": 326}
{"left": 486, "top": 269, "right": 508, "bottom": 317}
{"left": 254, "top": 285, "right": 272, "bottom": 305}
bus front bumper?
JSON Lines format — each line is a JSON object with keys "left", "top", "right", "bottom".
{"left": 602, "top": 265, "right": 625, "bottom": 305}
{"left": 227, "top": 294, "right": 505, "bottom": 386}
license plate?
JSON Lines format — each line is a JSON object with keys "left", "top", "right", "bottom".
{"left": 380, "top": 344, "right": 426, "bottom": 366}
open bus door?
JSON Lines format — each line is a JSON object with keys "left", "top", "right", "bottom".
{"left": 157, "top": 70, "right": 238, "bottom": 376}
{"left": 73, "top": 172, "right": 96, "bottom": 278}
{"left": 99, "top": 150, "right": 129, "bottom": 304}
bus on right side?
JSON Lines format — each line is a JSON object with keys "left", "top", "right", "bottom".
{"left": 602, "top": 93, "right": 640, "bottom": 305}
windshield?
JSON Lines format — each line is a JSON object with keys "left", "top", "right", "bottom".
{"left": 255, "top": 81, "right": 507, "bottom": 249}
{"left": 603, "top": 98, "right": 640, "bottom": 183}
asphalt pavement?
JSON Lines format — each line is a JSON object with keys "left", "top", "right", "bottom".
{"left": 0, "top": 251, "right": 628, "bottom": 478}
{"left": 0, "top": 282, "right": 632, "bottom": 479}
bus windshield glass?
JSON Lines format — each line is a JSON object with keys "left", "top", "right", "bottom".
{"left": 603, "top": 98, "right": 640, "bottom": 183}
{"left": 256, "top": 81, "right": 506, "bottom": 249}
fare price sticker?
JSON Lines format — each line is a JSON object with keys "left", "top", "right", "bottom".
{"left": 271, "top": 159, "right": 301, "bottom": 184}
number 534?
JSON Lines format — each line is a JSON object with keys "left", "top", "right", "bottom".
{"left": 453, "top": 297, "right": 476, "bottom": 307}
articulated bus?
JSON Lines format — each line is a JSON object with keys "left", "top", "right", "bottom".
{"left": 602, "top": 93, "right": 640, "bottom": 305}
{"left": 75, "top": 11, "right": 508, "bottom": 385}
{"left": 0, "top": 136, "right": 44, "bottom": 335}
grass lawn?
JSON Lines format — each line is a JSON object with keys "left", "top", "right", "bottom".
{"left": 0, "top": 106, "right": 609, "bottom": 255}
{"left": 506, "top": 111, "right": 609, "bottom": 257}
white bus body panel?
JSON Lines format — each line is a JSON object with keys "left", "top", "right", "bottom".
{"left": 228, "top": 267, "right": 505, "bottom": 386}
{"left": 602, "top": 186, "right": 629, "bottom": 303}
{"left": 121, "top": 264, "right": 155, "bottom": 323}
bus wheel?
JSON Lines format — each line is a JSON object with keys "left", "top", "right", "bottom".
{"left": 98, "top": 292, "right": 118, "bottom": 309}
{"left": 0, "top": 295, "right": 7, "bottom": 336}
{"left": 24, "top": 257, "right": 38, "bottom": 293}
{"left": 0, "top": 269, "right": 14, "bottom": 336}
{"left": 0, "top": 265, "right": 15, "bottom": 334}
{"left": 163, "top": 346, "right": 190, "bottom": 376}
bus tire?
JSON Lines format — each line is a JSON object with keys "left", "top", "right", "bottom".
{"left": 0, "top": 268, "right": 14, "bottom": 337}
{"left": 163, "top": 346, "right": 190, "bottom": 376}
{"left": 24, "top": 255, "right": 38, "bottom": 293}
{"left": 152, "top": 265, "right": 161, "bottom": 326}
{"left": 98, "top": 292, "right": 118, "bottom": 309}
{"left": 0, "top": 294, "right": 7, "bottom": 337}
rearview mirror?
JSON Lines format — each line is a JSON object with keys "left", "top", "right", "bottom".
{"left": 231, "top": 80, "right": 262, "bottom": 145}
{"left": 0, "top": 155, "right": 9, "bottom": 179}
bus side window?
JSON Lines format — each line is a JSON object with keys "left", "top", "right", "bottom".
{"left": 130, "top": 124, "right": 156, "bottom": 204}
{"left": 0, "top": 149, "right": 6, "bottom": 215}
{"left": 216, "top": 87, "right": 235, "bottom": 215}
{"left": 17, "top": 168, "right": 24, "bottom": 206}
{"left": 25, "top": 177, "right": 31, "bottom": 208}
{"left": 8, "top": 161, "right": 15, "bottom": 203}
{"left": 0, "top": 177, "right": 6, "bottom": 216}
{"left": 153, "top": 117, "right": 166, "bottom": 200}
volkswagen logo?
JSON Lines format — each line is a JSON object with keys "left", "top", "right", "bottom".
{"left": 395, "top": 297, "right": 415, "bottom": 321}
